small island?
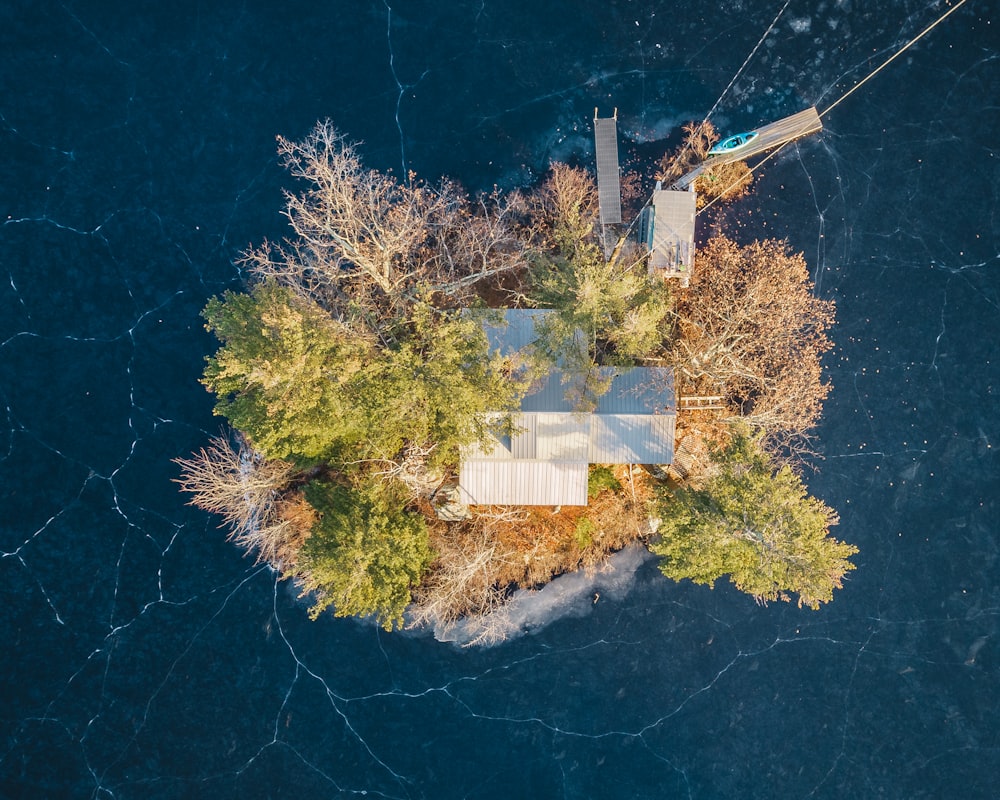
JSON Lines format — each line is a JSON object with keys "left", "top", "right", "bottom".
{"left": 176, "top": 116, "right": 856, "bottom": 642}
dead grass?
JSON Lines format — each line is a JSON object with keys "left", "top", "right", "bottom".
{"left": 413, "top": 465, "right": 658, "bottom": 630}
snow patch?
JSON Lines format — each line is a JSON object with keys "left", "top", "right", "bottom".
{"left": 433, "top": 544, "right": 657, "bottom": 647}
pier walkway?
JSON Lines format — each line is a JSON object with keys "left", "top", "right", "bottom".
{"left": 672, "top": 106, "right": 822, "bottom": 189}
{"left": 594, "top": 110, "right": 622, "bottom": 225}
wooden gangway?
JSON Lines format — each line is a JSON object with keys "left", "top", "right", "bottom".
{"left": 594, "top": 110, "right": 622, "bottom": 225}
{"left": 672, "top": 106, "right": 822, "bottom": 189}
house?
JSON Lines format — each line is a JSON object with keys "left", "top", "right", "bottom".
{"left": 457, "top": 310, "right": 676, "bottom": 506}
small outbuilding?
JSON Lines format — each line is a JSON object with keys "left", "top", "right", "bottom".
{"left": 639, "top": 183, "right": 697, "bottom": 287}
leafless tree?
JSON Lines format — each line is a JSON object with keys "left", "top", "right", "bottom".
{"left": 242, "top": 120, "right": 533, "bottom": 326}
{"left": 408, "top": 510, "right": 523, "bottom": 638}
{"left": 672, "top": 236, "right": 835, "bottom": 453}
{"left": 529, "top": 162, "right": 600, "bottom": 252}
{"left": 173, "top": 433, "right": 302, "bottom": 566}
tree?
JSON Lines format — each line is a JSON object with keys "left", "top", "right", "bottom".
{"left": 673, "top": 235, "right": 835, "bottom": 452}
{"left": 657, "top": 120, "right": 753, "bottom": 207}
{"left": 201, "top": 281, "right": 374, "bottom": 462}
{"left": 652, "top": 426, "right": 856, "bottom": 609}
{"left": 361, "top": 303, "right": 525, "bottom": 467}
{"left": 407, "top": 514, "right": 519, "bottom": 642}
{"left": 242, "top": 120, "right": 532, "bottom": 330}
{"left": 528, "top": 164, "right": 672, "bottom": 409}
{"left": 201, "top": 282, "right": 523, "bottom": 469}
{"left": 173, "top": 432, "right": 301, "bottom": 566}
{"left": 295, "top": 481, "right": 433, "bottom": 629}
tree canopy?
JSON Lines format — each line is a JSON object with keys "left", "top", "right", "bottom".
{"left": 242, "top": 120, "right": 531, "bottom": 332}
{"left": 528, "top": 164, "right": 672, "bottom": 409}
{"left": 652, "top": 426, "right": 856, "bottom": 609}
{"left": 201, "top": 281, "right": 372, "bottom": 462}
{"left": 201, "top": 281, "right": 522, "bottom": 467}
{"left": 674, "top": 235, "right": 835, "bottom": 451}
{"left": 296, "top": 481, "right": 433, "bottom": 629}
{"left": 181, "top": 119, "right": 852, "bottom": 633}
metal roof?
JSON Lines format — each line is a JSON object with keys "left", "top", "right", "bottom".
{"left": 646, "top": 188, "right": 696, "bottom": 276}
{"left": 480, "top": 308, "right": 550, "bottom": 355}
{"left": 588, "top": 413, "right": 675, "bottom": 463}
{"left": 457, "top": 461, "right": 589, "bottom": 506}
{"left": 457, "top": 309, "right": 677, "bottom": 505}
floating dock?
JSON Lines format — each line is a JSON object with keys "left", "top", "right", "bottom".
{"left": 673, "top": 106, "right": 823, "bottom": 189}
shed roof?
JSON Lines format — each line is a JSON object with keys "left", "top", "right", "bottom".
{"left": 643, "top": 188, "right": 696, "bottom": 281}
{"left": 457, "top": 460, "right": 589, "bottom": 506}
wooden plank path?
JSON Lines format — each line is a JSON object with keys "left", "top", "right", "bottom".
{"left": 594, "top": 111, "right": 622, "bottom": 225}
{"left": 672, "top": 106, "right": 822, "bottom": 189}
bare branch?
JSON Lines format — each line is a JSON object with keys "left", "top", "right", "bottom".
{"left": 173, "top": 433, "right": 301, "bottom": 566}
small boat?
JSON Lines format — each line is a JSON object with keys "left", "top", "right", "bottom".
{"left": 708, "top": 130, "right": 759, "bottom": 155}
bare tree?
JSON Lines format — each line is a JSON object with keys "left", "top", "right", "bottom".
{"left": 242, "top": 121, "right": 533, "bottom": 325}
{"left": 173, "top": 433, "right": 301, "bottom": 566}
{"left": 672, "top": 236, "right": 835, "bottom": 452}
{"left": 529, "top": 162, "right": 600, "bottom": 253}
{"left": 408, "top": 510, "right": 522, "bottom": 637}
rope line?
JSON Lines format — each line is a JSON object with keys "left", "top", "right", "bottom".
{"left": 820, "top": 0, "right": 969, "bottom": 118}
{"left": 699, "top": 0, "right": 971, "bottom": 217}
{"left": 613, "top": 0, "right": 971, "bottom": 256}
{"left": 670, "top": 0, "right": 793, "bottom": 175}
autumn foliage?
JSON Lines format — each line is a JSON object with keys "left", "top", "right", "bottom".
{"left": 177, "top": 118, "right": 851, "bottom": 636}
{"left": 657, "top": 121, "right": 754, "bottom": 207}
{"left": 674, "top": 235, "right": 835, "bottom": 454}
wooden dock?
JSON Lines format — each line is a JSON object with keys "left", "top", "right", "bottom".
{"left": 594, "top": 110, "right": 622, "bottom": 225}
{"left": 672, "top": 106, "right": 822, "bottom": 189}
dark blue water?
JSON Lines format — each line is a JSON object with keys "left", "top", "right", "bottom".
{"left": 2, "top": 1, "right": 997, "bottom": 797}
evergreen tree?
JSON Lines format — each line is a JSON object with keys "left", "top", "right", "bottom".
{"left": 652, "top": 427, "right": 856, "bottom": 608}
{"left": 201, "top": 283, "right": 522, "bottom": 468}
{"left": 201, "top": 281, "right": 372, "bottom": 462}
{"left": 529, "top": 164, "right": 672, "bottom": 409}
{"left": 296, "top": 481, "right": 433, "bottom": 629}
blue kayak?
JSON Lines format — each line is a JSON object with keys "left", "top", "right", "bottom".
{"left": 708, "top": 130, "right": 759, "bottom": 155}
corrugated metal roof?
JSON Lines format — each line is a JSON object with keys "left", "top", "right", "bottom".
{"left": 595, "top": 367, "right": 675, "bottom": 413}
{"left": 457, "top": 309, "right": 678, "bottom": 505}
{"left": 588, "top": 414, "right": 675, "bottom": 463}
{"left": 521, "top": 370, "right": 576, "bottom": 412}
{"left": 457, "top": 461, "right": 589, "bottom": 506}
{"left": 481, "top": 308, "right": 548, "bottom": 355}
{"left": 535, "top": 414, "right": 589, "bottom": 461}
{"left": 464, "top": 413, "right": 537, "bottom": 460}
{"left": 520, "top": 366, "right": 675, "bottom": 414}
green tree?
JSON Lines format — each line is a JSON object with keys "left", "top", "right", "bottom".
{"left": 652, "top": 427, "right": 856, "bottom": 609}
{"left": 201, "top": 283, "right": 523, "bottom": 469}
{"left": 355, "top": 303, "right": 525, "bottom": 467}
{"left": 296, "top": 481, "right": 434, "bottom": 629}
{"left": 529, "top": 164, "right": 672, "bottom": 409}
{"left": 201, "top": 281, "right": 373, "bottom": 462}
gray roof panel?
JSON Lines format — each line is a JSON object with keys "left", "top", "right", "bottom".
{"left": 458, "top": 460, "right": 589, "bottom": 506}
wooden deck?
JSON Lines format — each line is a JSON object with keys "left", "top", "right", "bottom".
{"left": 594, "top": 111, "right": 622, "bottom": 225}
{"left": 672, "top": 106, "right": 822, "bottom": 189}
